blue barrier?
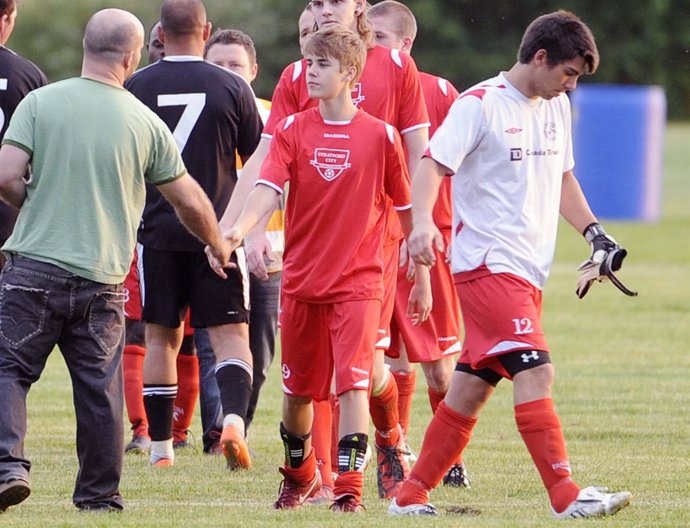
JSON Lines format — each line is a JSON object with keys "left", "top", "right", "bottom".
{"left": 571, "top": 84, "right": 666, "bottom": 221}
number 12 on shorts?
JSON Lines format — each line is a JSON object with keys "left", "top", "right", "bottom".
{"left": 512, "top": 317, "right": 533, "bottom": 335}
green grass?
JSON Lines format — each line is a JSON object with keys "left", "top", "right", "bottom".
{"left": 4, "top": 124, "right": 690, "bottom": 526}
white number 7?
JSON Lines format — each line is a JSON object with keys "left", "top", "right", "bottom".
{"left": 0, "top": 79, "right": 8, "bottom": 132}
{"left": 157, "top": 93, "right": 206, "bottom": 152}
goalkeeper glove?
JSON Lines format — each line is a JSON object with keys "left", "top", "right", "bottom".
{"left": 576, "top": 223, "right": 637, "bottom": 298}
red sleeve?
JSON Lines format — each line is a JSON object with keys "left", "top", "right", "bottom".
{"left": 397, "top": 53, "right": 430, "bottom": 134}
{"left": 383, "top": 124, "right": 411, "bottom": 208}
{"left": 258, "top": 117, "right": 295, "bottom": 191}
{"left": 264, "top": 62, "right": 303, "bottom": 137}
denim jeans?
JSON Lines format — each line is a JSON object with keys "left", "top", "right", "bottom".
{"left": 0, "top": 254, "right": 126, "bottom": 510}
{"left": 196, "top": 271, "right": 281, "bottom": 451}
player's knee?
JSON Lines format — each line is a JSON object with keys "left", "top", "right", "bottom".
{"left": 423, "top": 365, "right": 452, "bottom": 393}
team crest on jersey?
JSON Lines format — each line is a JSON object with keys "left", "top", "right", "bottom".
{"left": 310, "top": 148, "right": 352, "bottom": 181}
{"left": 351, "top": 83, "right": 365, "bottom": 107}
{"left": 543, "top": 121, "right": 557, "bottom": 140}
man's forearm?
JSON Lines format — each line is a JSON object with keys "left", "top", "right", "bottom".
{"left": 174, "top": 186, "right": 224, "bottom": 248}
{"left": 0, "top": 181, "right": 26, "bottom": 209}
{"left": 411, "top": 157, "right": 444, "bottom": 226}
{"left": 0, "top": 145, "right": 31, "bottom": 208}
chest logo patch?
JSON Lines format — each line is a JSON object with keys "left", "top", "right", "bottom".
{"left": 310, "top": 148, "right": 352, "bottom": 181}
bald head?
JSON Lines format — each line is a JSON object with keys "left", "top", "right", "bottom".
{"left": 83, "top": 8, "right": 144, "bottom": 62}
{"left": 160, "top": 0, "right": 207, "bottom": 39}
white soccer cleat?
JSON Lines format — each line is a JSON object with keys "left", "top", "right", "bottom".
{"left": 388, "top": 498, "right": 439, "bottom": 516}
{"left": 551, "top": 485, "right": 632, "bottom": 520}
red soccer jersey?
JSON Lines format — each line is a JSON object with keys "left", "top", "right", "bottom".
{"left": 419, "top": 72, "right": 460, "bottom": 233}
{"left": 265, "top": 45, "right": 429, "bottom": 247}
{"left": 258, "top": 108, "right": 411, "bottom": 303}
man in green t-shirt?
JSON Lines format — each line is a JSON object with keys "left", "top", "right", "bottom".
{"left": 0, "top": 8, "right": 228, "bottom": 514}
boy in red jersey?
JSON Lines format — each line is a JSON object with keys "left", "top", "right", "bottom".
{"left": 209, "top": 25, "right": 430, "bottom": 513}
{"left": 368, "top": 0, "right": 468, "bottom": 488}
{"left": 220, "top": 0, "right": 431, "bottom": 500}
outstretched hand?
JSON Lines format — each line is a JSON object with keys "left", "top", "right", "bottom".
{"left": 205, "top": 227, "right": 243, "bottom": 279}
{"left": 244, "top": 231, "right": 275, "bottom": 281}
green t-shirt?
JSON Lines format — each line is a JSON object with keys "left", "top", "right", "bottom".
{"left": 2, "top": 77, "right": 186, "bottom": 284}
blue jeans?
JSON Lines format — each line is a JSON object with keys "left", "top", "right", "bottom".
{"left": 197, "top": 271, "right": 281, "bottom": 451}
{"left": 0, "top": 254, "right": 125, "bottom": 510}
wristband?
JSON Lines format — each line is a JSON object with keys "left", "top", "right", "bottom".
{"left": 583, "top": 222, "right": 606, "bottom": 244}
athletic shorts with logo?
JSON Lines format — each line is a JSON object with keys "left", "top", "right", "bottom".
{"left": 376, "top": 241, "right": 400, "bottom": 350}
{"left": 389, "top": 236, "right": 462, "bottom": 363}
{"left": 279, "top": 295, "right": 380, "bottom": 401}
{"left": 139, "top": 245, "right": 249, "bottom": 329}
{"left": 455, "top": 271, "right": 549, "bottom": 380}
{"left": 125, "top": 249, "right": 195, "bottom": 335}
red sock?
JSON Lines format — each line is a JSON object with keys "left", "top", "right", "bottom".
{"left": 370, "top": 374, "right": 401, "bottom": 446}
{"left": 403, "top": 401, "right": 475, "bottom": 500}
{"left": 515, "top": 398, "right": 580, "bottom": 513}
{"left": 392, "top": 369, "right": 416, "bottom": 436}
{"left": 428, "top": 387, "right": 463, "bottom": 466}
{"left": 123, "top": 345, "right": 148, "bottom": 437}
{"left": 427, "top": 386, "right": 444, "bottom": 414}
{"left": 333, "top": 470, "right": 364, "bottom": 503}
{"left": 396, "top": 478, "right": 430, "bottom": 507}
{"left": 173, "top": 354, "right": 199, "bottom": 440}
{"left": 311, "top": 399, "right": 334, "bottom": 487}
{"left": 329, "top": 393, "right": 340, "bottom": 475}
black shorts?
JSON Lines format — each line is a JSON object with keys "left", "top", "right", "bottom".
{"left": 455, "top": 349, "right": 551, "bottom": 386}
{"left": 139, "top": 245, "right": 249, "bottom": 328}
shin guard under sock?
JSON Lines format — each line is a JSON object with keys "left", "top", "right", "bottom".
{"left": 143, "top": 384, "right": 177, "bottom": 441}
{"left": 392, "top": 369, "right": 416, "bottom": 436}
{"left": 215, "top": 359, "right": 253, "bottom": 420}
{"left": 123, "top": 345, "right": 148, "bottom": 435}
{"left": 515, "top": 398, "right": 580, "bottom": 513}
{"left": 173, "top": 353, "right": 199, "bottom": 439}
{"left": 408, "top": 401, "right": 476, "bottom": 491}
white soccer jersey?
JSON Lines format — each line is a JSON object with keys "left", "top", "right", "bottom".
{"left": 427, "top": 72, "right": 574, "bottom": 289}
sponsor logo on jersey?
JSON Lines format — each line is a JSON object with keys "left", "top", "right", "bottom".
{"left": 351, "top": 83, "right": 365, "bottom": 107}
{"left": 510, "top": 148, "right": 523, "bottom": 161}
{"left": 505, "top": 127, "right": 523, "bottom": 134}
{"left": 525, "top": 148, "right": 560, "bottom": 156}
{"left": 310, "top": 148, "right": 351, "bottom": 181}
{"left": 323, "top": 133, "right": 351, "bottom": 139}
{"left": 543, "top": 121, "right": 557, "bottom": 140}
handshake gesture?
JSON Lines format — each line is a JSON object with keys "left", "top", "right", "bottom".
{"left": 576, "top": 223, "right": 637, "bottom": 299}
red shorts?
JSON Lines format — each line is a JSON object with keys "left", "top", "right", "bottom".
{"left": 280, "top": 295, "right": 380, "bottom": 401}
{"left": 376, "top": 242, "right": 400, "bottom": 350}
{"left": 389, "top": 245, "right": 462, "bottom": 363}
{"left": 455, "top": 272, "right": 548, "bottom": 378}
{"left": 124, "top": 251, "right": 142, "bottom": 321}
{"left": 124, "top": 248, "right": 193, "bottom": 336}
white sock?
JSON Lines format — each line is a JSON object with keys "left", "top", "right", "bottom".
{"left": 223, "top": 414, "right": 246, "bottom": 438}
{"left": 149, "top": 439, "right": 174, "bottom": 464}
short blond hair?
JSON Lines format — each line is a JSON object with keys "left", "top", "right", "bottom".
{"left": 367, "top": 0, "right": 417, "bottom": 41}
{"left": 303, "top": 26, "right": 367, "bottom": 87}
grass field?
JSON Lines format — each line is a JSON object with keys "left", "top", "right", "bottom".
{"left": 3, "top": 124, "right": 689, "bottom": 527}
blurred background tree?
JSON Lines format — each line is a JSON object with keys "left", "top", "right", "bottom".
{"left": 8, "top": 0, "right": 690, "bottom": 118}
